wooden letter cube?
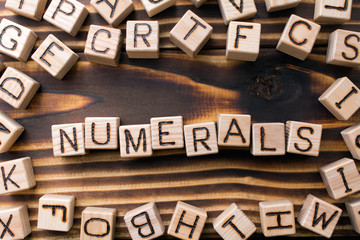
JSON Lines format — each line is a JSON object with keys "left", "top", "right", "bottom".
{"left": 38, "top": 194, "right": 75, "bottom": 232}
{"left": 213, "top": 203, "right": 256, "bottom": 240}
{"left": 318, "top": 77, "right": 360, "bottom": 120}
{"left": 80, "top": 207, "right": 117, "bottom": 240}
{"left": 217, "top": 114, "right": 251, "bottom": 147}
{"left": 345, "top": 197, "right": 360, "bottom": 234}
{"left": 0, "top": 205, "right": 31, "bottom": 239}
{"left": 286, "top": 121, "right": 322, "bottom": 156}
{"left": 168, "top": 201, "right": 207, "bottom": 240}
{"left": 326, "top": 29, "right": 360, "bottom": 67}
{"left": 43, "top": 0, "right": 88, "bottom": 36}
{"left": 90, "top": 0, "right": 134, "bottom": 27}
{"left": 226, "top": 21, "right": 261, "bottom": 61}
{"left": 218, "top": 0, "right": 257, "bottom": 25}
{"left": 170, "top": 10, "right": 213, "bottom": 57}
{"left": 276, "top": 14, "right": 321, "bottom": 60}
{"left": 0, "top": 157, "right": 36, "bottom": 194}
{"left": 150, "top": 116, "right": 184, "bottom": 150}
{"left": 184, "top": 122, "right": 218, "bottom": 157}
{"left": 126, "top": 21, "right": 159, "bottom": 59}
{"left": 124, "top": 202, "right": 165, "bottom": 240}
{"left": 319, "top": 158, "right": 360, "bottom": 199}
{"left": 251, "top": 123, "right": 285, "bottom": 156}
{"left": 0, "top": 67, "right": 40, "bottom": 109}
{"left": 297, "top": 194, "right": 342, "bottom": 238}
{"left": 85, "top": 117, "right": 120, "bottom": 150}
{"left": 52, "top": 123, "right": 86, "bottom": 157}
{"left": 0, "top": 111, "right": 24, "bottom": 153}
{"left": 85, "top": 25, "right": 122, "bottom": 67}
{"left": 259, "top": 200, "right": 296, "bottom": 237}
{"left": 32, "top": 34, "right": 79, "bottom": 80}
{"left": 341, "top": 123, "right": 360, "bottom": 160}
{"left": 0, "top": 18, "right": 37, "bottom": 62}
{"left": 140, "top": 0, "right": 175, "bottom": 17}
{"left": 5, "top": 0, "right": 47, "bottom": 21}
{"left": 314, "top": 0, "right": 352, "bottom": 23}
{"left": 265, "top": 0, "right": 300, "bottom": 12}
{"left": 119, "top": 124, "right": 153, "bottom": 158}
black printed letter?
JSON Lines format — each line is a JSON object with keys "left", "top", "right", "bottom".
{"left": 0, "top": 25, "right": 21, "bottom": 51}
{"left": 131, "top": 212, "right": 155, "bottom": 238}
{"left": 184, "top": 17, "right": 207, "bottom": 40}
{"left": 288, "top": 21, "right": 312, "bottom": 46}
{"left": 175, "top": 211, "right": 199, "bottom": 239}
{"left": 134, "top": 23, "right": 152, "bottom": 48}
{"left": 92, "top": 29, "right": 111, "bottom": 54}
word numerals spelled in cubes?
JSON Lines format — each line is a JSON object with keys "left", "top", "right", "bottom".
{"left": 170, "top": 10, "right": 213, "bottom": 58}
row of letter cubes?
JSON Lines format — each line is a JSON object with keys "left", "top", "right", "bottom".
{"left": 51, "top": 115, "right": 324, "bottom": 158}
{"left": 2, "top": 194, "right": 360, "bottom": 239}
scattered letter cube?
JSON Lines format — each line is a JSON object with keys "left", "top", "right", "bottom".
{"left": 52, "top": 123, "right": 86, "bottom": 157}
{"left": 124, "top": 202, "right": 165, "bottom": 240}
{"left": 341, "top": 123, "right": 360, "bottom": 160}
{"left": 297, "top": 194, "right": 342, "bottom": 238}
{"left": 0, "top": 67, "right": 40, "bottom": 109}
{"left": 265, "top": 0, "right": 300, "bottom": 12}
{"left": 218, "top": 0, "right": 257, "bottom": 25}
{"left": 0, "top": 111, "right": 24, "bottom": 153}
{"left": 170, "top": 10, "right": 213, "bottom": 57}
{"left": 276, "top": 14, "right": 321, "bottom": 60}
{"left": 314, "top": 0, "right": 352, "bottom": 23}
{"left": 0, "top": 18, "right": 37, "bottom": 62}
{"left": 80, "top": 207, "right": 117, "bottom": 240}
{"left": 90, "top": 0, "right": 134, "bottom": 27}
{"left": 345, "top": 197, "right": 360, "bottom": 234}
{"left": 326, "top": 29, "right": 360, "bottom": 67}
{"left": 168, "top": 201, "right": 207, "bottom": 240}
{"left": 32, "top": 34, "right": 79, "bottom": 80}
{"left": 38, "top": 194, "right": 76, "bottom": 232}
{"left": 126, "top": 21, "right": 160, "bottom": 59}
{"left": 85, "top": 25, "right": 122, "bottom": 67}
{"left": 226, "top": 21, "right": 261, "bottom": 61}
{"left": 140, "top": 0, "right": 175, "bottom": 17}
{"left": 259, "top": 200, "right": 296, "bottom": 237}
{"left": 0, "top": 157, "right": 36, "bottom": 194}
{"left": 0, "top": 205, "right": 31, "bottom": 239}
{"left": 43, "top": 0, "right": 88, "bottom": 36}
{"left": 213, "top": 203, "right": 256, "bottom": 240}
{"left": 318, "top": 77, "right": 360, "bottom": 120}
{"left": 286, "top": 121, "right": 322, "bottom": 156}
{"left": 319, "top": 158, "right": 360, "bottom": 199}
{"left": 5, "top": 0, "right": 47, "bottom": 21}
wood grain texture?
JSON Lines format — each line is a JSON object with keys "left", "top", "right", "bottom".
{"left": 0, "top": 0, "right": 360, "bottom": 239}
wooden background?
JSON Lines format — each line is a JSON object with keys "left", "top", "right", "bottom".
{"left": 0, "top": 0, "right": 360, "bottom": 239}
